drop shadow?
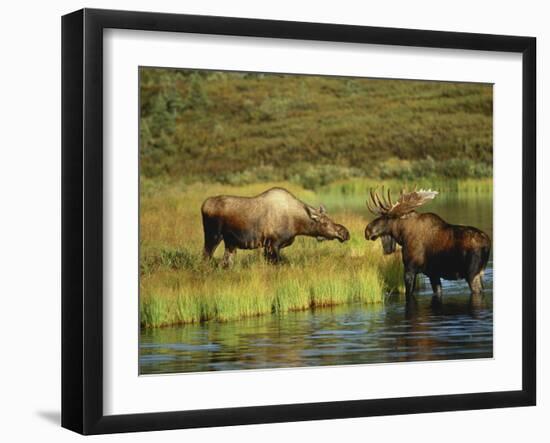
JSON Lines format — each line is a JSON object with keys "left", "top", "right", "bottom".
{"left": 36, "top": 410, "right": 61, "bottom": 426}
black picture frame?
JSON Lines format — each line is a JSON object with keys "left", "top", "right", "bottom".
{"left": 62, "top": 8, "right": 536, "bottom": 435}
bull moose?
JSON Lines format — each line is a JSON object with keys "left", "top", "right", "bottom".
{"left": 201, "top": 187, "right": 350, "bottom": 266}
{"left": 364, "top": 188, "right": 491, "bottom": 300}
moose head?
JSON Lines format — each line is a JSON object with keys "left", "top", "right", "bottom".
{"left": 364, "top": 187, "right": 438, "bottom": 254}
{"left": 307, "top": 204, "right": 350, "bottom": 243}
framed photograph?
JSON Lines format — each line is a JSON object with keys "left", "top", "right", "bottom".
{"left": 61, "top": 8, "right": 536, "bottom": 435}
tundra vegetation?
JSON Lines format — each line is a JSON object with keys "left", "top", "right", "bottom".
{"left": 139, "top": 68, "right": 492, "bottom": 328}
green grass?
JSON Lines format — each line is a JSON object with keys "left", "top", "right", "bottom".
{"left": 139, "top": 69, "right": 492, "bottom": 182}
{"left": 140, "top": 261, "right": 395, "bottom": 328}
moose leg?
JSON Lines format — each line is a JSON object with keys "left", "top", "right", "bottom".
{"left": 429, "top": 276, "right": 443, "bottom": 298}
{"left": 469, "top": 291, "right": 483, "bottom": 316}
{"left": 467, "top": 272, "right": 484, "bottom": 295}
{"left": 466, "top": 252, "right": 484, "bottom": 295}
{"left": 203, "top": 235, "right": 222, "bottom": 259}
{"left": 264, "top": 243, "right": 281, "bottom": 264}
{"left": 222, "top": 244, "right": 237, "bottom": 268}
{"left": 404, "top": 270, "right": 417, "bottom": 300}
{"left": 263, "top": 241, "right": 273, "bottom": 263}
{"left": 429, "top": 276, "right": 443, "bottom": 309}
{"left": 202, "top": 216, "right": 222, "bottom": 259}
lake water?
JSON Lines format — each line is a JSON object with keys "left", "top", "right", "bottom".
{"left": 140, "top": 192, "right": 493, "bottom": 375}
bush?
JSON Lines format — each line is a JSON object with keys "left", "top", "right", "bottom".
{"left": 288, "top": 164, "right": 364, "bottom": 189}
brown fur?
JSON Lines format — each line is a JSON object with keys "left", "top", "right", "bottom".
{"left": 202, "top": 187, "right": 350, "bottom": 265}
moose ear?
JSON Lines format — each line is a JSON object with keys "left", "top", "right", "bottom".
{"left": 306, "top": 206, "right": 320, "bottom": 221}
{"left": 319, "top": 204, "right": 326, "bottom": 214}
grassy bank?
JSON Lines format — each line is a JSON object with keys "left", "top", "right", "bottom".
{"left": 141, "top": 258, "right": 395, "bottom": 328}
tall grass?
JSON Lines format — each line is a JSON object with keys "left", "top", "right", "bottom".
{"left": 140, "top": 259, "right": 395, "bottom": 328}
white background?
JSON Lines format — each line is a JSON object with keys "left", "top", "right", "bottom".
{"left": 0, "top": 0, "right": 547, "bottom": 441}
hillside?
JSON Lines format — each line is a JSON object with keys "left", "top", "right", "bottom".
{"left": 139, "top": 68, "right": 492, "bottom": 186}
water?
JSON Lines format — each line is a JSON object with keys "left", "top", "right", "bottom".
{"left": 140, "top": 192, "right": 493, "bottom": 375}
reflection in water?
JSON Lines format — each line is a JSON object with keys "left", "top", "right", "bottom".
{"left": 140, "top": 193, "right": 493, "bottom": 375}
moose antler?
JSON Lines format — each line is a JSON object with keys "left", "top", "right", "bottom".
{"left": 367, "top": 186, "right": 395, "bottom": 215}
{"left": 367, "top": 187, "right": 438, "bottom": 217}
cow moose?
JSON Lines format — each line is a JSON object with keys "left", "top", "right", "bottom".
{"left": 364, "top": 188, "right": 491, "bottom": 300}
{"left": 201, "top": 187, "right": 350, "bottom": 266}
